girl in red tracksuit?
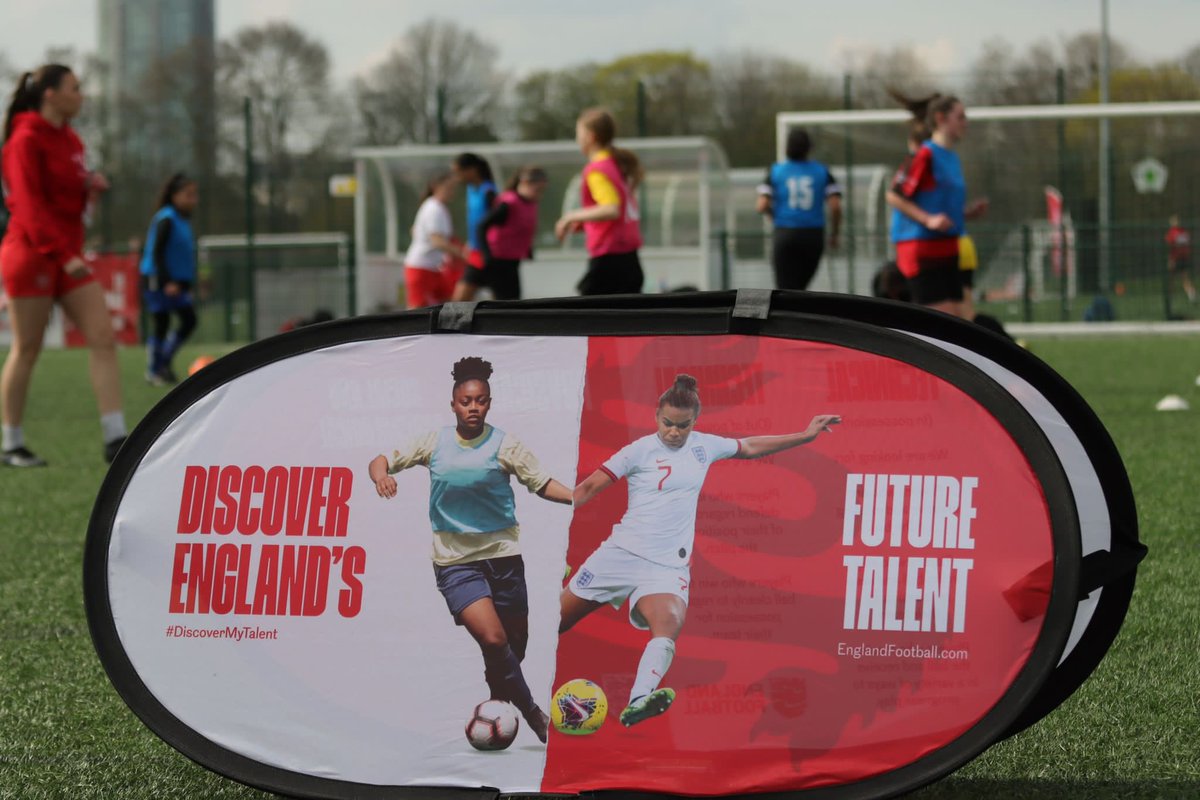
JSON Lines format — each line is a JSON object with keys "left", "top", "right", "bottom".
{"left": 469, "top": 166, "right": 549, "bottom": 300}
{"left": 554, "top": 108, "right": 644, "bottom": 295}
{"left": 1, "top": 64, "right": 126, "bottom": 467}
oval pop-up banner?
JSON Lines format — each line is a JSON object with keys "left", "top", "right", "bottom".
{"left": 85, "top": 291, "right": 1140, "bottom": 800}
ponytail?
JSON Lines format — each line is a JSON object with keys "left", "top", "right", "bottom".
{"left": 888, "top": 87, "right": 960, "bottom": 134}
{"left": 4, "top": 64, "right": 72, "bottom": 142}
{"left": 658, "top": 373, "right": 700, "bottom": 414}
{"left": 611, "top": 147, "right": 644, "bottom": 192}
{"left": 578, "top": 107, "right": 643, "bottom": 190}
{"left": 4, "top": 72, "right": 36, "bottom": 142}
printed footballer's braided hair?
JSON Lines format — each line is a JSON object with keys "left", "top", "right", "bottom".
{"left": 658, "top": 373, "right": 700, "bottom": 414}
{"left": 451, "top": 356, "right": 493, "bottom": 389}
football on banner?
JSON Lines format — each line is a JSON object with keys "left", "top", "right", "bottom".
{"left": 465, "top": 700, "right": 519, "bottom": 751}
{"left": 552, "top": 679, "right": 608, "bottom": 735}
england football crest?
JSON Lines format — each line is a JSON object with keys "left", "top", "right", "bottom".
{"left": 691, "top": 446, "right": 707, "bottom": 464}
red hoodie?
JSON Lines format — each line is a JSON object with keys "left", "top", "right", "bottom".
{"left": 2, "top": 110, "right": 89, "bottom": 269}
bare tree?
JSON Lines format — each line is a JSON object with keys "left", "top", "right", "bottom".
{"left": 711, "top": 51, "right": 840, "bottom": 166}
{"left": 218, "top": 21, "right": 333, "bottom": 229}
{"left": 355, "top": 18, "right": 503, "bottom": 146}
{"left": 845, "top": 45, "right": 938, "bottom": 109}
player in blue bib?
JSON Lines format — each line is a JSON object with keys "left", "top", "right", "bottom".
{"left": 369, "top": 356, "right": 572, "bottom": 743}
{"left": 139, "top": 173, "right": 198, "bottom": 385}
{"left": 450, "top": 153, "right": 498, "bottom": 301}
{"left": 756, "top": 128, "right": 842, "bottom": 290}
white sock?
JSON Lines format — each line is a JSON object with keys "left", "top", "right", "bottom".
{"left": 100, "top": 411, "right": 126, "bottom": 443}
{"left": 2, "top": 425, "right": 23, "bottom": 451}
{"left": 630, "top": 637, "right": 675, "bottom": 704}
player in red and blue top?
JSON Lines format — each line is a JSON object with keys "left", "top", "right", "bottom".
{"left": 1165, "top": 215, "right": 1197, "bottom": 303}
{"left": 560, "top": 374, "right": 840, "bottom": 727}
{"left": 886, "top": 92, "right": 987, "bottom": 318}
{"left": 554, "top": 108, "right": 644, "bottom": 295}
{"left": 756, "top": 127, "right": 842, "bottom": 290}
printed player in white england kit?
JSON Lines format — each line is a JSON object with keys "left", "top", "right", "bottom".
{"left": 559, "top": 373, "right": 840, "bottom": 727}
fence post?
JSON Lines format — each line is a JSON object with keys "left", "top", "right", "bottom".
{"left": 436, "top": 85, "right": 447, "bottom": 144}
{"left": 718, "top": 230, "right": 731, "bottom": 290}
{"left": 243, "top": 97, "right": 257, "bottom": 341}
{"left": 1162, "top": 227, "right": 1173, "bottom": 321}
{"left": 842, "top": 73, "right": 856, "bottom": 295}
{"left": 1022, "top": 223, "right": 1033, "bottom": 322}
{"left": 347, "top": 236, "right": 357, "bottom": 317}
{"left": 1059, "top": 220, "right": 1069, "bottom": 321}
{"left": 222, "top": 263, "right": 233, "bottom": 343}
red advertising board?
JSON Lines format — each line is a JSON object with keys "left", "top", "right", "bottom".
{"left": 65, "top": 253, "right": 139, "bottom": 346}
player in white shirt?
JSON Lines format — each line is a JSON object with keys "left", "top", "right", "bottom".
{"left": 403, "top": 172, "right": 470, "bottom": 309}
{"left": 560, "top": 374, "right": 840, "bottom": 727}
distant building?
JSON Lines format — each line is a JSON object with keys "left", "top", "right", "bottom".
{"left": 97, "top": 0, "right": 215, "bottom": 186}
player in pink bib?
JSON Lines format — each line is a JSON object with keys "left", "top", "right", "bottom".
{"left": 454, "top": 166, "right": 549, "bottom": 301}
{"left": 555, "top": 108, "right": 645, "bottom": 295}
{"left": 560, "top": 374, "right": 840, "bottom": 727}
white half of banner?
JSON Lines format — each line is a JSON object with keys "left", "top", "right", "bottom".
{"left": 108, "top": 336, "right": 587, "bottom": 790}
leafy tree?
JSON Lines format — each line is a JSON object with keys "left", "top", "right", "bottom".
{"left": 593, "top": 51, "right": 716, "bottom": 136}
{"left": 513, "top": 64, "right": 600, "bottom": 141}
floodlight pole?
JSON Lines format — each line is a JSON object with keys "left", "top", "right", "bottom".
{"left": 1098, "top": 0, "right": 1112, "bottom": 291}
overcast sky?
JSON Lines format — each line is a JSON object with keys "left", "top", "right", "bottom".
{"left": 3, "top": 0, "right": 1198, "bottom": 83}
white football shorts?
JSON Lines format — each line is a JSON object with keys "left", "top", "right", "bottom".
{"left": 568, "top": 540, "right": 690, "bottom": 630}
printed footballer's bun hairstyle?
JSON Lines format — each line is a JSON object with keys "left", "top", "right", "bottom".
{"left": 658, "top": 373, "right": 701, "bottom": 414}
{"left": 888, "top": 87, "right": 961, "bottom": 133}
{"left": 451, "top": 356, "right": 493, "bottom": 389}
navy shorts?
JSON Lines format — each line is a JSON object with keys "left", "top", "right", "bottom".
{"left": 433, "top": 555, "right": 528, "bottom": 622}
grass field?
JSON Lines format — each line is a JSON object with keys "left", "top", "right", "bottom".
{"left": 1, "top": 337, "right": 1198, "bottom": 799}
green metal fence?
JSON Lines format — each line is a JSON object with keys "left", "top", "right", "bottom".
{"left": 715, "top": 221, "right": 1198, "bottom": 322}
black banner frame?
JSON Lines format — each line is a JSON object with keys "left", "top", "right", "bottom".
{"left": 83, "top": 291, "right": 1115, "bottom": 800}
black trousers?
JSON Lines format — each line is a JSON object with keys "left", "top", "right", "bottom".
{"left": 771, "top": 227, "right": 825, "bottom": 291}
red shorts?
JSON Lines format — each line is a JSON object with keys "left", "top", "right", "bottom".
{"left": 895, "top": 238, "right": 959, "bottom": 279}
{"left": 0, "top": 235, "right": 94, "bottom": 298}
{"left": 404, "top": 266, "right": 450, "bottom": 309}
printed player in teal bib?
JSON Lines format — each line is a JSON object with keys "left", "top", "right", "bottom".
{"left": 368, "top": 356, "right": 572, "bottom": 743}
